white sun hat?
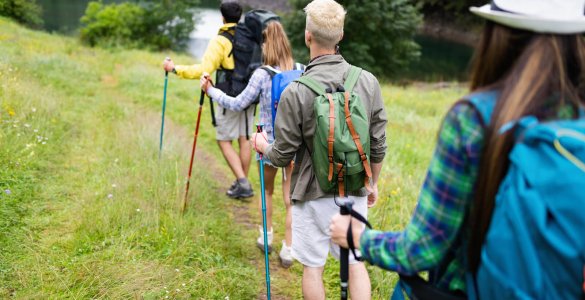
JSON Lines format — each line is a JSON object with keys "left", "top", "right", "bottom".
{"left": 470, "top": 0, "right": 585, "bottom": 34}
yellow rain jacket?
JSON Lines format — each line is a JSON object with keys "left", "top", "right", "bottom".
{"left": 174, "top": 23, "right": 236, "bottom": 79}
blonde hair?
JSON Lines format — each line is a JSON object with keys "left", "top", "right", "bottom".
{"left": 304, "top": 0, "right": 346, "bottom": 49}
{"left": 262, "top": 22, "right": 294, "bottom": 71}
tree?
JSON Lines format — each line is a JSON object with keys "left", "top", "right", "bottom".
{"left": 285, "top": 0, "right": 422, "bottom": 78}
{"left": 0, "top": 0, "right": 43, "bottom": 28}
{"left": 80, "top": 0, "right": 200, "bottom": 51}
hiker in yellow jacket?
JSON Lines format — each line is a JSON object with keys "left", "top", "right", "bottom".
{"left": 163, "top": 1, "right": 255, "bottom": 199}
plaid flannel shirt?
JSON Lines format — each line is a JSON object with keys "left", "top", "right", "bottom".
{"left": 360, "top": 102, "right": 484, "bottom": 292}
{"left": 210, "top": 67, "right": 275, "bottom": 139}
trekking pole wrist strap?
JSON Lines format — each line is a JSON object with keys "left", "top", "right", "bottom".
{"left": 343, "top": 205, "right": 372, "bottom": 261}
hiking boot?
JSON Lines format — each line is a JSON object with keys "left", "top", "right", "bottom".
{"left": 279, "top": 240, "right": 294, "bottom": 268}
{"left": 227, "top": 180, "right": 254, "bottom": 199}
{"left": 256, "top": 226, "right": 273, "bottom": 253}
{"left": 226, "top": 179, "right": 238, "bottom": 196}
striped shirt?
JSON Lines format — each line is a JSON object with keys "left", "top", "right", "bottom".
{"left": 207, "top": 67, "right": 275, "bottom": 139}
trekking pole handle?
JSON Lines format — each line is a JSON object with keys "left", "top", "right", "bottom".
{"left": 340, "top": 201, "right": 351, "bottom": 216}
{"left": 256, "top": 124, "right": 264, "bottom": 159}
{"left": 199, "top": 90, "right": 205, "bottom": 106}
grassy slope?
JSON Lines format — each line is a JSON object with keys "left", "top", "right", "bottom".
{"left": 0, "top": 18, "right": 467, "bottom": 299}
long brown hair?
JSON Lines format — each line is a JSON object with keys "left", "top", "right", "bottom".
{"left": 467, "top": 21, "right": 585, "bottom": 271}
{"left": 262, "top": 21, "right": 294, "bottom": 71}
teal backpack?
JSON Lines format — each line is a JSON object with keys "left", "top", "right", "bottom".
{"left": 295, "top": 66, "right": 372, "bottom": 197}
{"left": 392, "top": 91, "right": 585, "bottom": 300}
{"left": 466, "top": 92, "right": 585, "bottom": 299}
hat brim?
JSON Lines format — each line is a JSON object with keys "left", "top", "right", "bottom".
{"left": 470, "top": 4, "right": 585, "bottom": 34}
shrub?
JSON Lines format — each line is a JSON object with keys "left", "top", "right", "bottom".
{"left": 80, "top": 0, "right": 199, "bottom": 51}
{"left": 0, "top": 0, "right": 43, "bottom": 28}
{"left": 285, "top": 0, "right": 422, "bottom": 78}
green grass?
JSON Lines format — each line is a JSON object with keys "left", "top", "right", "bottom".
{"left": 0, "top": 17, "right": 468, "bottom": 299}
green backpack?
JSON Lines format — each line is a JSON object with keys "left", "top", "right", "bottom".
{"left": 296, "top": 66, "right": 372, "bottom": 197}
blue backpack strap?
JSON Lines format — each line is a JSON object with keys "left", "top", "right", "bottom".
{"left": 462, "top": 90, "right": 499, "bottom": 127}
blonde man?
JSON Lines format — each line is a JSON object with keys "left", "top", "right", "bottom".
{"left": 252, "top": 0, "right": 387, "bottom": 298}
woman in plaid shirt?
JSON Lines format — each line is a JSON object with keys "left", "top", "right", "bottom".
{"left": 201, "top": 21, "right": 302, "bottom": 268}
{"left": 330, "top": 0, "right": 585, "bottom": 296}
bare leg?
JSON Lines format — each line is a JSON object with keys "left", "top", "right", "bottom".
{"left": 349, "top": 262, "right": 371, "bottom": 300}
{"left": 303, "top": 266, "right": 326, "bottom": 300}
{"left": 283, "top": 164, "right": 293, "bottom": 247}
{"left": 217, "top": 140, "right": 245, "bottom": 179}
{"left": 259, "top": 163, "right": 277, "bottom": 230}
{"left": 238, "top": 135, "right": 251, "bottom": 177}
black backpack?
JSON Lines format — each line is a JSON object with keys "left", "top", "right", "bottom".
{"left": 215, "top": 10, "right": 280, "bottom": 97}
{"left": 212, "top": 10, "right": 280, "bottom": 135}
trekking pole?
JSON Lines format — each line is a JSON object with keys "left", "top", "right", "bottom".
{"left": 182, "top": 90, "right": 205, "bottom": 213}
{"left": 340, "top": 202, "right": 351, "bottom": 300}
{"left": 257, "top": 124, "right": 271, "bottom": 299}
{"left": 159, "top": 67, "right": 169, "bottom": 158}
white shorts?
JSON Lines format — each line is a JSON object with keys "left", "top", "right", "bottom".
{"left": 291, "top": 195, "right": 367, "bottom": 268}
{"left": 215, "top": 106, "right": 255, "bottom": 141}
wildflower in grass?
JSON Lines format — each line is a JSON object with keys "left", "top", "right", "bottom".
{"left": 4, "top": 189, "right": 11, "bottom": 195}
{"left": 34, "top": 129, "right": 38, "bottom": 133}
{"left": 107, "top": 194, "right": 113, "bottom": 199}
{"left": 136, "top": 208, "right": 140, "bottom": 212}
{"left": 24, "top": 123, "right": 30, "bottom": 128}
{"left": 175, "top": 268, "right": 180, "bottom": 272}
{"left": 112, "top": 184, "right": 117, "bottom": 188}
{"left": 32, "top": 107, "right": 36, "bottom": 113}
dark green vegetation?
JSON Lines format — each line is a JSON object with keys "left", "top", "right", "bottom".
{"left": 286, "top": 0, "right": 423, "bottom": 79}
{"left": 0, "top": 0, "right": 43, "bottom": 28}
{"left": 417, "top": 0, "right": 485, "bottom": 25}
{"left": 80, "top": 0, "right": 200, "bottom": 51}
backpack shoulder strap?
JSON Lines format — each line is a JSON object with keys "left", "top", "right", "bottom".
{"left": 343, "top": 65, "right": 363, "bottom": 92}
{"left": 260, "top": 66, "right": 280, "bottom": 78}
{"left": 296, "top": 76, "right": 327, "bottom": 95}
{"left": 218, "top": 30, "right": 235, "bottom": 58}
{"left": 218, "top": 30, "right": 234, "bottom": 42}
{"left": 462, "top": 90, "right": 499, "bottom": 127}
{"left": 294, "top": 62, "right": 306, "bottom": 71}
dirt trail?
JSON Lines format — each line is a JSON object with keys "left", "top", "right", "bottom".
{"left": 123, "top": 103, "right": 292, "bottom": 300}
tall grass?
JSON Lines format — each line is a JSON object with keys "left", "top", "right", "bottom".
{"left": 0, "top": 17, "right": 468, "bottom": 299}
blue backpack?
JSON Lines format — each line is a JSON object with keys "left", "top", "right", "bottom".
{"left": 465, "top": 92, "right": 585, "bottom": 299}
{"left": 261, "top": 63, "right": 305, "bottom": 138}
{"left": 392, "top": 91, "right": 585, "bottom": 300}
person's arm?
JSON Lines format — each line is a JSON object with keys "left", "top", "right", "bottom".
{"left": 366, "top": 76, "right": 388, "bottom": 207}
{"left": 175, "top": 36, "right": 229, "bottom": 79}
{"left": 357, "top": 103, "right": 483, "bottom": 274}
{"left": 369, "top": 76, "right": 388, "bottom": 165}
{"left": 261, "top": 84, "right": 303, "bottom": 167}
{"left": 204, "top": 69, "right": 265, "bottom": 112}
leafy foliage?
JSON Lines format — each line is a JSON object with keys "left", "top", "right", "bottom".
{"left": 416, "top": 0, "right": 485, "bottom": 24}
{"left": 80, "top": 0, "right": 200, "bottom": 51}
{"left": 0, "top": 0, "right": 43, "bottom": 28}
{"left": 285, "top": 0, "right": 422, "bottom": 78}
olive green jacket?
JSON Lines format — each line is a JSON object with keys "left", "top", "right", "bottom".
{"left": 264, "top": 55, "right": 388, "bottom": 202}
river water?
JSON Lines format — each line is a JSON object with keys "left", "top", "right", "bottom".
{"left": 36, "top": 0, "right": 473, "bottom": 81}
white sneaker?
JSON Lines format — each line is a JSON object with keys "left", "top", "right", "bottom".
{"left": 279, "top": 241, "right": 294, "bottom": 268}
{"left": 256, "top": 226, "right": 273, "bottom": 253}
